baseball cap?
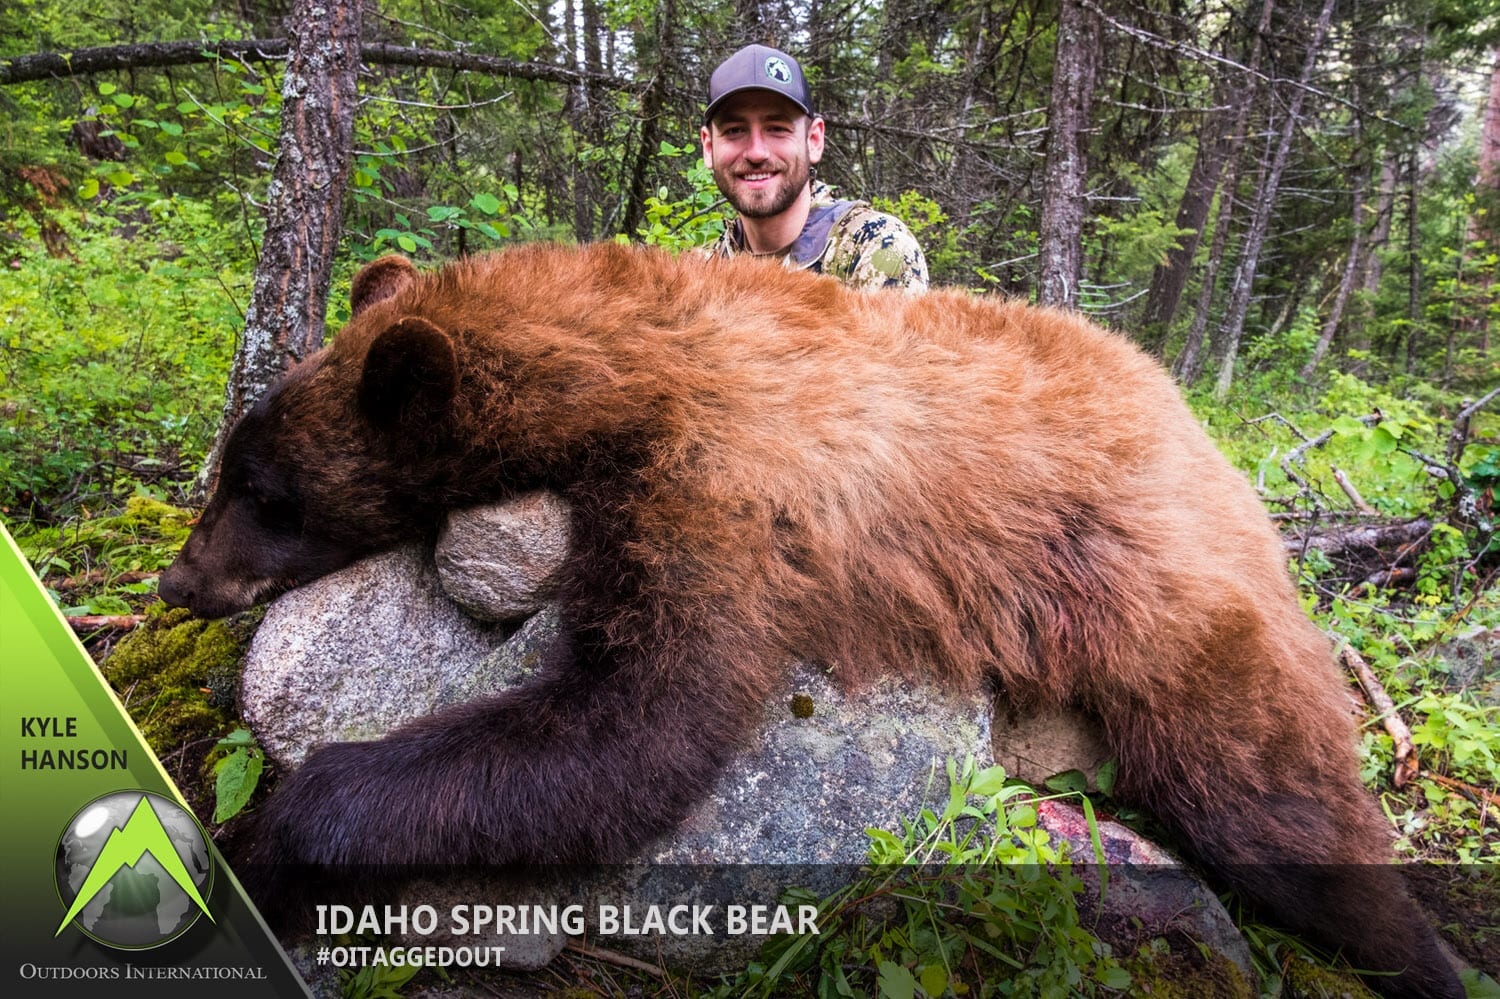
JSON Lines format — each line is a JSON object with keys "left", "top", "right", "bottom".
{"left": 704, "top": 44, "right": 813, "bottom": 124}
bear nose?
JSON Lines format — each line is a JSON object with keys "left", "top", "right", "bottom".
{"left": 157, "top": 570, "right": 192, "bottom": 608}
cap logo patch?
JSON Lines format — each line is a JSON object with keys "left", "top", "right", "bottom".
{"left": 764, "top": 57, "right": 792, "bottom": 84}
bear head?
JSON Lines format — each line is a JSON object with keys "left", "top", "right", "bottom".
{"left": 160, "top": 257, "right": 463, "bottom": 617}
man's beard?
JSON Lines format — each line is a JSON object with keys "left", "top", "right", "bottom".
{"left": 716, "top": 157, "right": 810, "bottom": 220}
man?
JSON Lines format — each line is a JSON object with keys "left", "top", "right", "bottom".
{"left": 700, "top": 44, "right": 929, "bottom": 293}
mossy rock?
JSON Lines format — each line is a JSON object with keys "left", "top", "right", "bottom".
{"left": 1122, "top": 939, "right": 1256, "bottom": 999}
{"left": 1281, "top": 955, "right": 1378, "bottom": 998}
{"left": 102, "top": 604, "right": 252, "bottom": 753}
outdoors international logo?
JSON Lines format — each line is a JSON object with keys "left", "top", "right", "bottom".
{"left": 764, "top": 56, "right": 792, "bottom": 84}
{"left": 53, "top": 790, "right": 214, "bottom": 949}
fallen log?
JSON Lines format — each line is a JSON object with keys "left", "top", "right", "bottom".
{"left": 1283, "top": 518, "right": 1431, "bottom": 560}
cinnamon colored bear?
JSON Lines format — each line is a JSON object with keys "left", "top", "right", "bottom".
{"left": 161, "top": 244, "right": 1459, "bottom": 997}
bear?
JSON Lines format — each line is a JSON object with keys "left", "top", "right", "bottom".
{"left": 160, "top": 242, "right": 1461, "bottom": 998}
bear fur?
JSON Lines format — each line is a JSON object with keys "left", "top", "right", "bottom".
{"left": 161, "top": 243, "right": 1459, "bottom": 997}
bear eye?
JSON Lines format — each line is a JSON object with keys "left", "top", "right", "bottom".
{"left": 252, "top": 493, "right": 302, "bottom": 532}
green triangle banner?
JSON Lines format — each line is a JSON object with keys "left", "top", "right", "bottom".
{"left": 0, "top": 523, "right": 311, "bottom": 997}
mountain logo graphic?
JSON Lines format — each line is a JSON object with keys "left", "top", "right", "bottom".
{"left": 53, "top": 790, "right": 214, "bottom": 949}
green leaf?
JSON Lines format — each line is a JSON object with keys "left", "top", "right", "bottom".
{"left": 1370, "top": 425, "right": 1399, "bottom": 454}
{"left": 216, "top": 727, "right": 256, "bottom": 748}
{"left": 1044, "top": 769, "right": 1088, "bottom": 794}
{"left": 78, "top": 178, "right": 100, "bottom": 199}
{"left": 159, "top": 121, "right": 184, "bottom": 136}
{"left": 396, "top": 234, "right": 418, "bottom": 253}
{"left": 83, "top": 594, "right": 132, "bottom": 615}
{"left": 1096, "top": 758, "right": 1119, "bottom": 795}
{"left": 878, "top": 961, "right": 918, "bottom": 999}
{"left": 163, "top": 150, "right": 188, "bottom": 166}
{"left": 1332, "top": 415, "right": 1367, "bottom": 436}
{"left": 112, "top": 93, "right": 135, "bottom": 108}
{"left": 968, "top": 764, "right": 1008, "bottom": 797}
{"left": 1100, "top": 965, "right": 1132, "bottom": 989}
{"left": 472, "top": 192, "right": 502, "bottom": 215}
{"left": 1458, "top": 969, "right": 1500, "bottom": 998}
{"left": 918, "top": 963, "right": 948, "bottom": 997}
{"left": 98, "top": 82, "right": 117, "bottom": 95}
{"left": 213, "top": 747, "right": 264, "bottom": 822}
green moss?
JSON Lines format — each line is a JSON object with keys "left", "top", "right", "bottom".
{"left": 102, "top": 605, "right": 248, "bottom": 754}
{"left": 1122, "top": 941, "right": 1255, "bottom": 999}
{"left": 22, "top": 496, "right": 193, "bottom": 552}
{"left": 1281, "top": 955, "right": 1379, "bottom": 998}
{"left": 16, "top": 498, "right": 196, "bottom": 613}
{"left": 115, "top": 496, "right": 195, "bottom": 541}
{"left": 789, "top": 691, "right": 815, "bottom": 718}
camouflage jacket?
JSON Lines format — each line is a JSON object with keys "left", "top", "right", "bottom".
{"left": 709, "top": 181, "right": 929, "bottom": 293}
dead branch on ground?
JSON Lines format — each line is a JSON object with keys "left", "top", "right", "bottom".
{"left": 1341, "top": 645, "right": 1417, "bottom": 789}
{"left": 65, "top": 614, "right": 145, "bottom": 632}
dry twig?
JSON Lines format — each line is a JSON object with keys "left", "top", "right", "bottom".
{"left": 564, "top": 940, "right": 669, "bottom": 978}
{"left": 1330, "top": 466, "right": 1376, "bottom": 514}
{"left": 65, "top": 614, "right": 145, "bottom": 632}
{"left": 1421, "top": 771, "right": 1500, "bottom": 818}
{"left": 1341, "top": 645, "right": 1417, "bottom": 788}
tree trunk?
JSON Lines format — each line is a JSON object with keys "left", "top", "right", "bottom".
{"left": 1456, "top": 46, "right": 1500, "bottom": 355}
{"left": 1213, "top": 0, "right": 1335, "bottom": 400}
{"left": 1406, "top": 144, "right": 1422, "bottom": 373}
{"left": 570, "top": 0, "right": 606, "bottom": 242}
{"left": 1138, "top": 0, "right": 1273, "bottom": 354}
{"left": 1138, "top": 102, "right": 1230, "bottom": 353}
{"left": 1173, "top": 139, "right": 1242, "bottom": 386}
{"left": 735, "top": 0, "right": 776, "bottom": 43}
{"left": 1036, "top": 0, "right": 1100, "bottom": 309}
{"left": 942, "top": 3, "right": 992, "bottom": 205}
{"left": 618, "top": 0, "right": 677, "bottom": 238}
{"left": 1481, "top": 47, "right": 1500, "bottom": 356}
{"left": 194, "top": 0, "right": 363, "bottom": 497}
{"left": 1347, "top": 155, "right": 1397, "bottom": 375}
{"left": 1299, "top": 157, "right": 1370, "bottom": 380}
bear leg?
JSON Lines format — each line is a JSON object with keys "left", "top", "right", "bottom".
{"left": 1106, "top": 709, "right": 1463, "bottom": 998}
{"left": 240, "top": 613, "right": 771, "bottom": 895}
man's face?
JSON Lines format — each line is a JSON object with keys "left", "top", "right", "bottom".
{"left": 700, "top": 92, "right": 825, "bottom": 220}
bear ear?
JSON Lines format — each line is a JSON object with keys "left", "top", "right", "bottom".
{"left": 351, "top": 255, "right": 419, "bottom": 317}
{"left": 358, "top": 317, "right": 459, "bottom": 434}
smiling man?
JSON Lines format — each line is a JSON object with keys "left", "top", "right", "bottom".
{"left": 700, "top": 44, "right": 929, "bottom": 293}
